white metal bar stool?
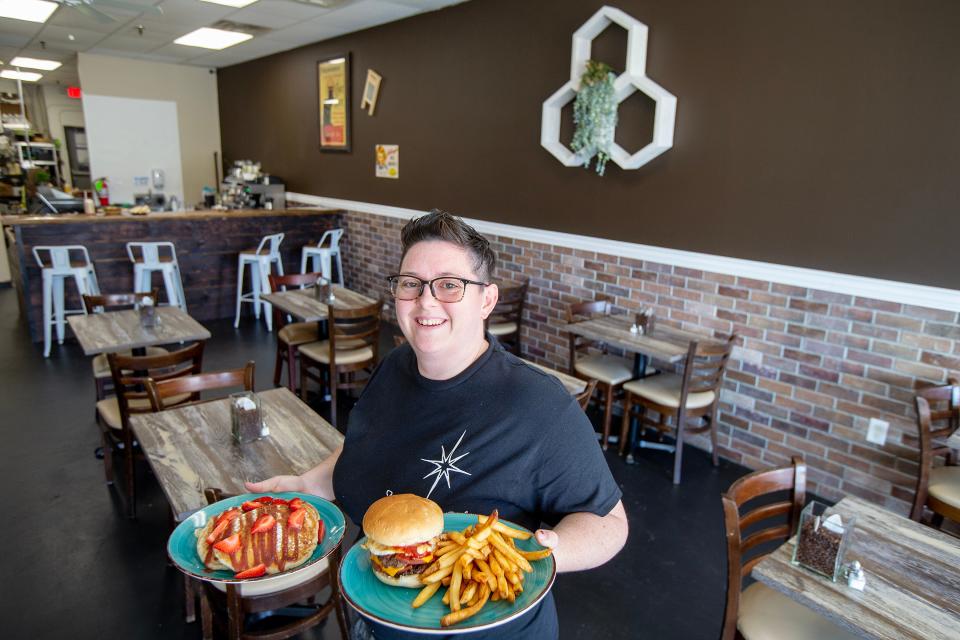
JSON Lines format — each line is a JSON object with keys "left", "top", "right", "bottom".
{"left": 125, "top": 241, "right": 187, "bottom": 311}
{"left": 33, "top": 245, "right": 100, "bottom": 358}
{"left": 300, "top": 228, "right": 344, "bottom": 285}
{"left": 234, "top": 233, "right": 284, "bottom": 331}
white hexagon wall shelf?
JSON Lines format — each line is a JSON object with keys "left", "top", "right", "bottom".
{"left": 541, "top": 6, "right": 677, "bottom": 172}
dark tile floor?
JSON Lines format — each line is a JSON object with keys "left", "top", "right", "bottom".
{"left": 0, "top": 286, "right": 751, "bottom": 639}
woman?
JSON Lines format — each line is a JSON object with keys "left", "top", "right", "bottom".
{"left": 248, "top": 210, "right": 628, "bottom": 639}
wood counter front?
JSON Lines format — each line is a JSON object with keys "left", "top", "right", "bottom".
{"left": 3, "top": 208, "right": 343, "bottom": 343}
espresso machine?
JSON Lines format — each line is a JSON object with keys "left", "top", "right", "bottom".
{"left": 220, "top": 160, "right": 285, "bottom": 209}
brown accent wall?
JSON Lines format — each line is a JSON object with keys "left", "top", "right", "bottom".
{"left": 219, "top": 0, "right": 960, "bottom": 290}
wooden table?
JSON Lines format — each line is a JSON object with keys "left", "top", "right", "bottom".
{"left": 523, "top": 359, "right": 586, "bottom": 396}
{"left": 566, "top": 315, "right": 717, "bottom": 458}
{"left": 66, "top": 306, "right": 211, "bottom": 355}
{"left": 128, "top": 387, "right": 343, "bottom": 522}
{"left": 752, "top": 496, "right": 960, "bottom": 640}
{"left": 261, "top": 285, "right": 377, "bottom": 322}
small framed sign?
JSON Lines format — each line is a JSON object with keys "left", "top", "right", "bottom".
{"left": 318, "top": 53, "right": 351, "bottom": 152}
{"left": 361, "top": 69, "right": 382, "bottom": 116}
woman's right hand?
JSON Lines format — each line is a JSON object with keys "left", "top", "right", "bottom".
{"left": 245, "top": 475, "right": 306, "bottom": 494}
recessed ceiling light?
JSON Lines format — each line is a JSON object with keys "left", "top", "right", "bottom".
{"left": 174, "top": 27, "right": 253, "bottom": 50}
{"left": 0, "top": 0, "right": 58, "bottom": 23}
{"left": 200, "top": 0, "right": 258, "bottom": 7}
{"left": 10, "top": 56, "right": 61, "bottom": 71}
{"left": 1, "top": 70, "right": 43, "bottom": 82}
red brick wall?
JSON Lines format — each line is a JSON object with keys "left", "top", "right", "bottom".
{"left": 340, "top": 209, "right": 958, "bottom": 514}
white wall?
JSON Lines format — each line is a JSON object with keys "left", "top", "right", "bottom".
{"left": 77, "top": 53, "right": 221, "bottom": 206}
{"left": 42, "top": 84, "right": 85, "bottom": 188}
{"left": 83, "top": 95, "right": 183, "bottom": 205}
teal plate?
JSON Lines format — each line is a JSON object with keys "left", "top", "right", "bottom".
{"left": 340, "top": 513, "right": 557, "bottom": 634}
{"left": 167, "top": 493, "right": 345, "bottom": 587}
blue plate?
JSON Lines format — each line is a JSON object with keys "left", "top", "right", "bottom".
{"left": 167, "top": 493, "right": 345, "bottom": 586}
{"left": 340, "top": 513, "right": 557, "bottom": 634}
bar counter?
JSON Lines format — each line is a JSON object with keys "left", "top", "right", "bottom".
{"left": 2, "top": 208, "right": 343, "bottom": 343}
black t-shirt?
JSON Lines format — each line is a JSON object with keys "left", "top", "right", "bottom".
{"left": 333, "top": 338, "right": 622, "bottom": 640}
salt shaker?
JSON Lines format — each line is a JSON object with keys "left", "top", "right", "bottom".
{"left": 846, "top": 561, "right": 866, "bottom": 591}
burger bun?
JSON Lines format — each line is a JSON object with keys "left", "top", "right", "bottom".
{"left": 362, "top": 494, "right": 443, "bottom": 547}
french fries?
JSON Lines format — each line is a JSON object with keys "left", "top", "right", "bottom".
{"left": 407, "top": 509, "right": 554, "bottom": 628}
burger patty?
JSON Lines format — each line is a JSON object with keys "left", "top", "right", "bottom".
{"left": 378, "top": 555, "right": 431, "bottom": 574}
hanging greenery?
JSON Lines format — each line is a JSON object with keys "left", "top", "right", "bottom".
{"left": 571, "top": 60, "right": 618, "bottom": 176}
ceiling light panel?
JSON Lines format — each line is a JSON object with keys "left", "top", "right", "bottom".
{"left": 174, "top": 27, "right": 253, "bottom": 50}
{"left": 10, "top": 56, "right": 61, "bottom": 70}
{"left": 201, "top": 0, "right": 259, "bottom": 7}
{"left": 0, "top": 0, "right": 57, "bottom": 23}
{"left": 1, "top": 69, "right": 43, "bottom": 81}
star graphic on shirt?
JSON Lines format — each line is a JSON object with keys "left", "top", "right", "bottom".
{"left": 421, "top": 430, "right": 471, "bottom": 500}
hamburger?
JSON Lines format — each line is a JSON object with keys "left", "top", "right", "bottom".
{"left": 361, "top": 494, "right": 444, "bottom": 588}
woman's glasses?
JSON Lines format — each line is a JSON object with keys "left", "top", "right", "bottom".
{"left": 386, "top": 275, "right": 489, "bottom": 303}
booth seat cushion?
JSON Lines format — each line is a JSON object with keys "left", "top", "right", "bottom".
{"left": 96, "top": 394, "right": 190, "bottom": 430}
{"left": 738, "top": 582, "right": 859, "bottom": 640}
{"left": 278, "top": 322, "right": 320, "bottom": 347}
{"left": 299, "top": 339, "right": 373, "bottom": 366}
{"left": 928, "top": 465, "right": 960, "bottom": 510}
{"left": 574, "top": 354, "right": 634, "bottom": 386}
{"left": 488, "top": 321, "right": 518, "bottom": 337}
{"left": 92, "top": 347, "right": 170, "bottom": 379}
{"left": 622, "top": 372, "right": 716, "bottom": 409}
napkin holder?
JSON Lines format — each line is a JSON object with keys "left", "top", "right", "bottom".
{"left": 230, "top": 392, "right": 265, "bottom": 444}
{"left": 138, "top": 297, "right": 158, "bottom": 328}
{"left": 791, "top": 501, "right": 856, "bottom": 582}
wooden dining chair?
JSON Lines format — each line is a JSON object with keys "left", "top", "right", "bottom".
{"left": 566, "top": 300, "right": 639, "bottom": 450}
{"left": 299, "top": 299, "right": 383, "bottom": 428}
{"left": 198, "top": 488, "right": 349, "bottom": 640}
{"left": 575, "top": 378, "right": 599, "bottom": 412}
{"left": 486, "top": 279, "right": 528, "bottom": 355}
{"left": 910, "top": 378, "right": 960, "bottom": 527}
{"left": 721, "top": 457, "right": 858, "bottom": 640}
{"left": 268, "top": 272, "right": 324, "bottom": 393}
{"left": 101, "top": 342, "right": 205, "bottom": 518}
{"left": 82, "top": 290, "right": 167, "bottom": 405}
{"left": 620, "top": 333, "right": 737, "bottom": 484}
{"left": 145, "top": 362, "right": 256, "bottom": 411}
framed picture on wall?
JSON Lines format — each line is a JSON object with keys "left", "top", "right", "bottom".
{"left": 318, "top": 53, "right": 351, "bottom": 152}
{"left": 361, "top": 69, "right": 382, "bottom": 116}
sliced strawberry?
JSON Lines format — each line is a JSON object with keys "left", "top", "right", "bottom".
{"left": 242, "top": 500, "right": 263, "bottom": 512}
{"left": 317, "top": 519, "right": 325, "bottom": 544}
{"left": 250, "top": 514, "right": 276, "bottom": 535}
{"left": 234, "top": 564, "right": 266, "bottom": 579}
{"left": 214, "top": 508, "right": 241, "bottom": 527}
{"left": 254, "top": 496, "right": 274, "bottom": 504}
{"left": 205, "top": 519, "right": 231, "bottom": 544}
{"left": 288, "top": 498, "right": 305, "bottom": 510}
{"left": 287, "top": 508, "right": 306, "bottom": 531}
{"left": 213, "top": 533, "right": 240, "bottom": 554}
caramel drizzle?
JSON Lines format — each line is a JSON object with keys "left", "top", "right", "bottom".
{"left": 223, "top": 504, "right": 306, "bottom": 572}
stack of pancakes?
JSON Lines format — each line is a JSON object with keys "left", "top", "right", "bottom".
{"left": 196, "top": 500, "right": 321, "bottom": 575}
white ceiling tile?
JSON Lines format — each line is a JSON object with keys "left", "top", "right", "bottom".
{"left": 33, "top": 25, "right": 109, "bottom": 50}
{"left": 46, "top": 6, "right": 124, "bottom": 33}
{"left": 222, "top": 7, "right": 300, "bottom": 29}
{"left": 93, "top": 33, "right": 171, "bottom": 53}
{"left": 320, "top": 0, "right": 418, "bottom": 31}
{"left": 155, "top": 0, "right": 234, "bottom": 25}
{"left": 126, "top": 16, "right": 193, "bottom": 37}
{"left": 247, "top": 0, "right": 332, "bottom": 20}
{"left": 0, "top": 17, "right": 45, "bottom": 36}
{"left": 261, "top": 17, "right": 340, "bottom": 43}
{"left": 148, "top": 42, "right": 212, "bottom": 61}
{"left": 0, "top": 33, "right": 32, "bottom": 48}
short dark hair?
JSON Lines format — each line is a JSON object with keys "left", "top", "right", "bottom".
{"left": 400, "top": 209, "right": 496, "bottom": 281}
